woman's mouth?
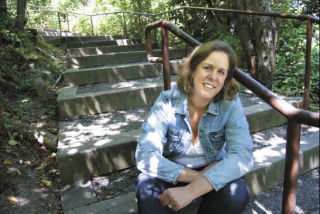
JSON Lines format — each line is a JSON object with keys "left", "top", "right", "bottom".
{"left": 203, "top": 83, "right": 215, "bottom": 89}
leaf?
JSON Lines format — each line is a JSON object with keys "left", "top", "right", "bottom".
{"left": 8, "top": 140, "right": 18, "bottom": 146}
{"left": 41, "top": 178, "right": 52, "bottom": 187}
{"left": 7, "top": 196, "right": 18, "bottom": 203}
{"left": 3, "top": 159, "right": 12, "bottom": 165}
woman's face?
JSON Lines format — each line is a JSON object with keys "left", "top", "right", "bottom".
{"left": 191, "top": 51, "right": 229, "bottom": 104}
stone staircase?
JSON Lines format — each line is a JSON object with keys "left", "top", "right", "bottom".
{"left": 55, "top": 34, "right": 319, "bottom": 214}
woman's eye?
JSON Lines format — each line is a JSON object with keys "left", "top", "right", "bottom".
{"left": 203, "top": 66, "right": 210, "bottom": 71}
{"left": 218, "top": 70, "right": 226, "bottom": 75}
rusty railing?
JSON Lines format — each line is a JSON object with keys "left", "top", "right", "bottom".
{"left": 26, "top": 3, "right": 153, "bottom": 37}
{"left": 25, "top": 4, "right": 318, "bottom": 110}
{"left": 149, "top": 6, "right": 320, "bottom": 110}
{"left": 145, "top": 19, "right": 319, "bottom": 214}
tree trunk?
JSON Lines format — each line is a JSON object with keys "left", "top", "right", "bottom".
{"left": 0, "top": 102, "right": 5, "bottom": 137}
{"left": 233, "top": 0, "right": 278, "bottom": 89}
{"left": 16, "top": 0, "right": 27, "bottom": 30}
{"left": 0, "top": 0, "right": 7, "bottom": 20}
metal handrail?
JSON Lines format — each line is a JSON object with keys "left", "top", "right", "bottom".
{"left": 152, "top": 6, "right": 320, "bottom": 23}
{"left": 27, "top": 3, "right": 154, "bottom": 37}
{"left": 26, "top": 5, "right": 318, "bottom": 105}
{"left": 145, "top": 19, "right": 319, "bottom": 214}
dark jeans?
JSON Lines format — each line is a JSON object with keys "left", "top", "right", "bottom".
{"left": 135, "top": 172, "right": 250, "bottom": 214}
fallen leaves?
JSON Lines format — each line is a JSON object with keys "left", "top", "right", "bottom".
{"left": 41, "top": 177, "right": 52, "bottom": 187}
{"left": 3, "top": 159, "right": 13, "bottom": 165}
{"left": 8, "top": 139, "right": 19, "bottom": 146}
{"left": 7, "top": 196, "right": 18, "bottom": 203}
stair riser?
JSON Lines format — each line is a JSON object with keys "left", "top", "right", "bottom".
{"left": 58, "top": 102, "right": 297, "bottom": 185}
{"left": 59, "top": 140, "right": 138, "bottom": 186}
{"left": 42, "top": 35, "right": 122, "bottom": 42}
{"left": 64, "top": 61, "right": 180, "bottom": 86}
{"left": 58, "top": 86, "right": 164, "bottom": 120}
{"left": 63, "top": 35, "right": 123, "bottom": 43}
{"left": 60, "top": 139, "right": 319, "bottom": 213}
{"left": 67, "top": 39, "right": 136, "bottom": 49}
{"left": 67, "top": 49, "right": 185, "bottom": 69}
{"left": 67, "top": 45, "right": 147, "bottom": 57}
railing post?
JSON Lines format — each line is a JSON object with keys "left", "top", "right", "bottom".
{"left": 183, "top": 8, "right": 189, "bottom": 56}
{"left": 66, "top": 12, "right": 70, "bottom": 32}
{"left": 303, "top": 18, "right": 312, "bottom": 110}
{"left": 57, "top": 12, "right": 62, "bottom": 36}
{"left": 122, "top": 12, "right": 128, "bottom": 39}
{"left": 138, "top": 14, "right": 143, "bottom": 42}
{"left": 90, "top": 15, "right": 94, "bottom": 35}
{"left": 47, "top": 12, "right": 50, "bottom": 29}
{"left": 161, "top": 24, "right": 171, "bottom": 90}
{"left": 152, "top": 16, "right": 157, "bottom": 47}
{"left": 39, "top": 7, "right": 43, "bottom": 31}
{"left": 282, "top": 119, "right": 301, "bottom": 214}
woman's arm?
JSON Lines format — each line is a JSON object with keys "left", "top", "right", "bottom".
{"left": 176, "top": 161, "right": 219, "bottom": 183}
{"left": 159, "top": 162, "right": 219, "bottom": 211}
{"left": 159, "top": 173, "right": 214, "bottom": 211}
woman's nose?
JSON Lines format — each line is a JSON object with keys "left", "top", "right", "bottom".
{"left": 208, "top": 71, "right": 218, "bottom": 80}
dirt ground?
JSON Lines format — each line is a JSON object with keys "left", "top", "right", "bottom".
{"left": 0, "top": 71, "right": 137, "bottom": 214}
{"left": 0, "top": 83, "right": 62, "bottom": 214}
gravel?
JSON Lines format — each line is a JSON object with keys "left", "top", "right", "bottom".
{"left": 244, "top": 168, "right": 319, "bottom": 214}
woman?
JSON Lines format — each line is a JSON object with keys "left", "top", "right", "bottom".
{"left": 135, "top": 40, "right": 254, "bottom": 214}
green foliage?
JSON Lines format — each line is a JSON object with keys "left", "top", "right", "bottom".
{"left": 0, "top": 13, "right": 63, "bottom": 99}
{"left": 273, "top": 19, "right": 319, "bottom": 111}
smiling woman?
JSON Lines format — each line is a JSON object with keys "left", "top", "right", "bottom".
{"left": 135, "top": 40, "right": 254, "bottom": 214}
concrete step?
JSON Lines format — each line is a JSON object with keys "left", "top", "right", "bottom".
{"left": 42, "top": 35, "right": 123, "bottom": 42}
{"left": 40, "top": 30, "right": 82, "bottom": 37}
{"left": 57, "top": 73, "right": 300, "bottom": 120}
{"left": 66, "top": 39, "right": 137, "bottom": 49}
{"left": 62, "top": 35, "right": 123, "bottom": 43}
{"left": 67, "top": 44, "right": 150, "bottom": 57}
{"left": 59, "top": 126, "right": 320, "bottom": 214}
{"left": 57, "top": 76, "right": 178, "bottom": 120}
{"left": 57, "top": 93, "right": 301, "bottom": 184}
{"left": 67, "top": 48, "right": 186, "bottom": 69}
{"left": 63, "top": 60, "right": 181, "bottom": 86}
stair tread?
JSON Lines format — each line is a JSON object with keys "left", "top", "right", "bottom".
{"left": 61, "top": 126, "right": 320, "bottom": 214}
{"left": 65, "top": 59, "right": 181, "bottom": 72}
{"left": 57, "top": 92, "right": 281, "bottom": 155}
{"left": 68, "top": 48, "right": 185, "bottom": 59}
{"left": 59, "top": 75, "right": 177, "bottom": 99}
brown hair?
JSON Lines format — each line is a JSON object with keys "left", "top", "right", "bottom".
{"left": 176, "top": 40, "right": 239, "bottom": 102}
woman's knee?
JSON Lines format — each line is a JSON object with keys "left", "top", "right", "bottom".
{"left": 220, "top": 177, "right": 250, "bottom": 208}
{"left": 135, "top": 173, "right": 169, "bottom": 199}
{"left": 199, "top": 177, "right": 250, "bottom": 213}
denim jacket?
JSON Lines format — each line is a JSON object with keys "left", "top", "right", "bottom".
{"left": 135, "top": 86, "right": 254, "bottom": 191}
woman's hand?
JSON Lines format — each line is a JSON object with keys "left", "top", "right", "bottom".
{"left": 158, "top": 186, "right": 195, "bottom": 211}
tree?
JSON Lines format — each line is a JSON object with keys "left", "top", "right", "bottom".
{"left": 232, "top": 0, "right": 279, "bottom": 89}
{"left": 16, "top": 0, "right": 27, "bottom": 30}
{"left": 0, "top": 0, "right": 7, "bottom": 20}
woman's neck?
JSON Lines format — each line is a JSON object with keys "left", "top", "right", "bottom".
{"left": 188, "top": 93, "right": 210, "bottom": 113}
